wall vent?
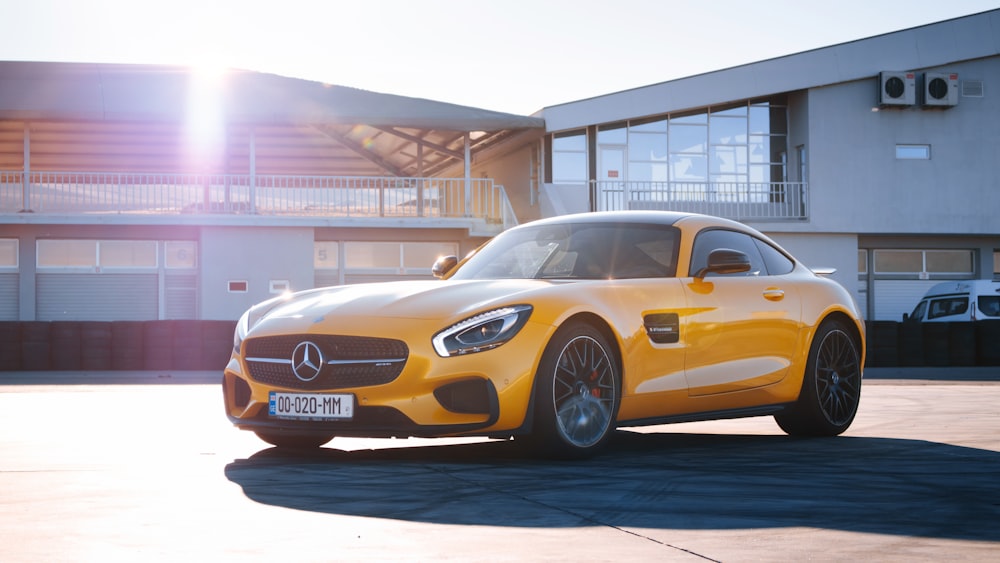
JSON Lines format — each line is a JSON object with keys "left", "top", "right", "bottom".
{"left": 961, "top": 80, "right": 984, "bottom": 98}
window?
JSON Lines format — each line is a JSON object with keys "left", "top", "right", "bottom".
{"left": 755, "top": 239, "right": 794, "bottom": 275}
{"left": 896, "top": 145, "right": 930, "bottom": 159}
{"left": 38, "top": 240, "right": 97, "bottom": 268}
{"left": 873, "top": 250, "right": 925, "bottom": 274}
{"left": 628, "top": 119, "right": 667, "bottom": 183}
{"left": 0, "top": 239, "right": 17, "bottom": 268}
{"left": 343, "top": 242, "right": 459, "bottom": 273}
{"left": 858, "top": 250, "right": 868, "bottom": 275}
{"left": 689, "top": 229, "right": 765, "bottom": 277}
{"left": 873, "top": 249, "right": 974, "bottom": 276}
{"left": 993, "top": 250, "right": 999, "bottom": 279}
{"left": 314, "top": 241, "right": 340, "bottom": 269}
{"left": 37, "top": 240, "right": 160, "bottom": 270}
{"left": 979, "top": 296, "right": 1000, "bottom": 317}
{"left": 927, "top": 297, "right": 968, "bottom": 320}
{"left": 909, "top": 300, "right": 927, "bottom": 321}
{"left": 99, "top": 240, "right": 157, "bottom": 268}
{"left": 925, "top": 250, "right": 973, "bottom": 274}
{"left": 552, "top": 131, "right": 588, "bottom": 184}
{"left": 448, "top": 223, "right": 679, "bottom": 280}
{"left": 165, "top": 241, "right": 197, "bottom": 269}
{"left": 402, "top": 242, "right": 459, "bottom": 270}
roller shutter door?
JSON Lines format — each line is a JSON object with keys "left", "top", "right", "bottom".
{"left": 165, "top": 274, "right": 197, "bottom": 319}
{"left": 873, "top": 279, "right": 940, "bottom": 321}
{"left": 0, "top": 273, "right": 17, "bottom": 320}
{"left": 36, "top": 273, "right": 158, "bottom": 321}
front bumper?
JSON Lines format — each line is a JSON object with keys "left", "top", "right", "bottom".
{"left": 222, "top": 321, "right": 549, "bottom": 439}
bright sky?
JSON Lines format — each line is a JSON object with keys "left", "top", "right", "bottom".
{"left": 3, "top": 0, "right": 998, "bottom": 115}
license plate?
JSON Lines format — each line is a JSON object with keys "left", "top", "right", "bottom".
{"left": 268, "top": 392, "right": 354, "bottom": 421}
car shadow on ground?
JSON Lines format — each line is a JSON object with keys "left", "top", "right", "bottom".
{"left": 224, "top": 430, "right": 1000, "bottom": 541}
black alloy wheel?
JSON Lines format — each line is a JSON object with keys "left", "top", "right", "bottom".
{"left": 775, "top": 319, "right": 862, "bottom": 436}
{"left": 530, "top": 322, "right": 620, "bottom": 458}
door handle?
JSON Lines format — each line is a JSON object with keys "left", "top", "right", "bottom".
{"left": 763, "top": 288, "right": 785, "bottom": 301}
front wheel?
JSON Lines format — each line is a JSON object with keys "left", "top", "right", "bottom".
{"left": 775, "top": 319, "right": 862, "bottom": 436}
{"left": 530, "top": 323, "right": 620, "bottom": 458}
{"left": 253, "top": 430, "right": 334, "bottom": 449}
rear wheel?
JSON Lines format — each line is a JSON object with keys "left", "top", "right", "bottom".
{"left": 253, "top": 431, "right": 334, "bottom": 449}
{"left": 531, "top": 323, "right": 620, "bottom": 458}
{"left": 775, "top": 319, "right": 862, "bottom": 436}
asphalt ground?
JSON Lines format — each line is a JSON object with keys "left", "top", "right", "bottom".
{"left": 1, "top": 368, "right": 998, "bottom": 561}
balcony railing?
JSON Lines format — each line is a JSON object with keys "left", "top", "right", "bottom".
{"left": 0, "top": 171, "right": 517, "bottom": 231}
{"left": 594, "top": 180, "right": 808, "bottom": 221}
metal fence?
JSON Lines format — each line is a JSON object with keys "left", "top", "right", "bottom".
{"left": 594, "top": 180, "right": 808, "bottom": 220}
{"left": 0, "top": 171, "right": 516, "bottom": 229}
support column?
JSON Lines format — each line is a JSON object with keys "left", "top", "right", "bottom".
{"left": 21, "top": 124, "right": 30, "bottom": 212}
{"left": 249, "top": 128, "right": 257, "bottom": 214}
{"left": 464, "top": 133, "right": 471, "bottom": 217}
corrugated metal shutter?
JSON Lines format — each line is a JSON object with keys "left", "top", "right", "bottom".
{"left": 314, "top": 272, "right": 340, "bottom": 289}
{"left": 856, "top": 280, "right": 868, "bottom": 320}
{"left": 165, "top": 274, "right": 197, "bottom": 319}
{"left": 344, "top": 274, "right": 431, "bottom": 285}
{"left": 0, "top": 273, "right": 18, "bottom": 320}
{"left": 37, "top": 274, "right": 158, "bottom": 321}
{"left": 873, "top": 279, "right": 942, "bottom": 321}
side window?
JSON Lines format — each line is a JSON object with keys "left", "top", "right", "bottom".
{"left": 689, "top": 229, "right": 765, "bottom": 277}
{"left": 927, "top": 297, "right": 968, "bottom": 320}
{"left": 754, "top": 238, "right": 795, "bottom": 275}
{"left": 909, "top": 300, "right": 928, "bottom": 322}
{"left": 979, "top": 296, "right": 1000, "bottom": 317}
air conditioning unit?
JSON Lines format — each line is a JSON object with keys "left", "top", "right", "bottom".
{"left": 879, "top": 71, "right": 916, "bottom": 106}
{"left": 923, "top": 72, "right": 959, "bottom": 107}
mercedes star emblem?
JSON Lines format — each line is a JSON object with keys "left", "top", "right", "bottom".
{"left": 291, "top": 341, "right": 323, "bottom": 382}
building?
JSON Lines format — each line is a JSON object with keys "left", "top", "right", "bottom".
{"left": 0, "top": 63, "right": 544, "bottom": 322}
{"left": 516, "top": 8, "right": 1000, "bottom": 321}
{"left": 1, "top": 9, "right": 998, "bottom": 326}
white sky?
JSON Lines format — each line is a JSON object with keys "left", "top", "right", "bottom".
{"left": 3, "top": 0, "right": 998, "bottom": 115}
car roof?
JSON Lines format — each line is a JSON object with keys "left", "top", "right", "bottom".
{"left": 923, "top": 280, "right": 1000, "bottom": 297}
{"left": 519, "top": 210, "right": 747, "bottom": 230}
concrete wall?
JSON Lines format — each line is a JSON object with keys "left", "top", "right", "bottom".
{"left": 199, "top": 226, "right": 315, "bottom": 321}
{"left": 767, "top": 233, "right": 860, "bottom": 302}
{"left": 471, "top": 139, "right": 544, "bottom": 225}
{"left": 803, "top": 58, "right": 1000, "bottom": 235}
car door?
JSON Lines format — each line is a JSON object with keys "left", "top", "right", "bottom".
{"left": 681, "top": 228, "right": 802, "bottom": 397}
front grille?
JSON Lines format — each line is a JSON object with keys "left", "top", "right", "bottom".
{"left": 244, "top": 334, "right": 408, "bottom": 390}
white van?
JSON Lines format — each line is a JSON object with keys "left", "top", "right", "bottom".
{"left": 905, "top": 280, "right": 1000, "bottom": 322}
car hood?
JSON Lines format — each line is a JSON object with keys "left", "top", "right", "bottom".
{"left": 249, "top": 279, "right": 561, "bottom": 334}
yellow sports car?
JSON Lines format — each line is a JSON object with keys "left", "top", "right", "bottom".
{"left": 223, "top": 211, "right": 865, "bottom": 457}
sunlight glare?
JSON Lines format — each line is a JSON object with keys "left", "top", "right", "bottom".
{"left": 184, "top": 63, "right": 228, "bottom": 172}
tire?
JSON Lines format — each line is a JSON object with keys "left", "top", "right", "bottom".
{"left": 530, "top": 322, "right": 620, "bottom": 458}
{"left": 253, "top": 431, "right": 334, "bottom": 449}
{"left": 775, "top": 319, "right": 862, "bottom": 437}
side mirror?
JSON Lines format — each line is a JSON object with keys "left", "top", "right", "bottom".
{"left": 694, "top": 248, "right": 751, "bottom": 279}
{"left": 431, "top": 255, "right": 459, "bottom": 279}
{"left": 902, "top": 313, "right": 909, "bottom": 322}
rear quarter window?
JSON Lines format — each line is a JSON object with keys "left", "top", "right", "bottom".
{"left": 978, "top": 296, "right": 1000, "bottom": 318}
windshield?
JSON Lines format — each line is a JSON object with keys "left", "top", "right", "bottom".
{"left": 450, "top": 222, "right": 680, "bottom": 280}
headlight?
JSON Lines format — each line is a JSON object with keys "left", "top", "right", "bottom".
{"left": 432, "top": 305, "right": 532, "bottom": 357}
{"left": 233, "top": 309, "right": 251, "bottom": 353}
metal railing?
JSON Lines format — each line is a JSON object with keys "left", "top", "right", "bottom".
{"left": 0, "top": 171, "right": 516, "bottom": 230}
{"left": 594, "top": 180, "right": 808, "bottom": 220}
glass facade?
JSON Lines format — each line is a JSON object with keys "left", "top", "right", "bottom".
{"left": 549, "top": 97, "right": 789, "bottom": 208}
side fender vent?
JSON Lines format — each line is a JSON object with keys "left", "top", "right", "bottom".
{"left": 644, "top": 313, "right": 679, "bottom": 344}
